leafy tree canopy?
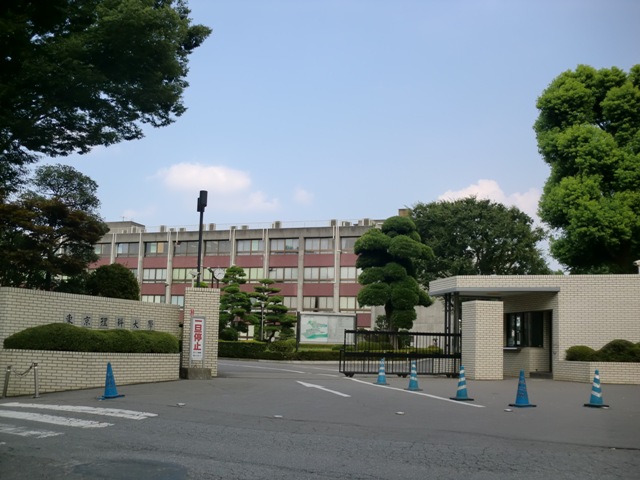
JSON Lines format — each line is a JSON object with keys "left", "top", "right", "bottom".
{"left": 0, "top": 0, "right": 211, "bottom": 197}
{"left": 411, "top": 197, "right": 551, "bottom": 285}
{"left": 534, "top": 64, "right": 640, "bottom": 273}
{"left": 0, "top": 164, "right": 108, "bottom": 289}
{"left": 355, "top": 216, "right": 432, "bottom": 331}
{"left": 87, "top": 263, "right": 140, "bottom": 300}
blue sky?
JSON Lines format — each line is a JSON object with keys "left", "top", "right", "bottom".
{"left": 45, "top": 0, "right": 639, "bottom": 232}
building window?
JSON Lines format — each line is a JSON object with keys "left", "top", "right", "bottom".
{"left": 142, "top": 268, "right": 167, "bottom": 283}
{"left": 339, "top": 296, "right": 362, "bottom": 311}
{"left": 245, "top": 267, "right": 265, "bottom": 282}
{"left": 116, "top": 242, "right": 139, "bottom": 257}
{"left": 304, "top": 238, "right": 334, "bottom": 254}
{"left": 269, "top": 267, "right": 298, "bottom": 281}
{"left": 205, "top": 240, "right": 230, "bottom": 255}
{"left": 171, "top": 295, "right": 184, "bottom": 307}
{"left": 270, "top": 238, "right": 299, "bottom": 254}
{"left": 505, "top": 311, "right": 545, "bottom": 348}
{"left": 282, "top": 296, "right": 298, "bottom": 310}
{"left": 236, "top": 239, "right": 264, "bottom": 256}
{"left": 173, "top": 241, "right": 199, "bottom": 256}
{"left": 303, "top": 267, "right": 334, "bottom": 282}
{"left": 141, "top": 295, "right": 165, "bottom": 304}
{"left": 94, "top": 243, "right": 111, "bottom": 257}
{"left": 303, "top": 296, "right": 334, "bottom": 311}
{"left": 172, "top": 268, "right": 197, "bottom": 283}
{"left": 144, "top": 242, "right": 167, "bottom": 256}
{"left": 340, "top": 237, "right": 357, "bottom": 253}
{"left": 339, "top": 266, "right": 360, "bottom": 281}
{"left": 130, "top": 268, "right": 138, "bottom": 280}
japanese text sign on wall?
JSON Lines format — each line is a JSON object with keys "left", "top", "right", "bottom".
{"left": 190, "top": 316, "right": 206, "bottom": 362}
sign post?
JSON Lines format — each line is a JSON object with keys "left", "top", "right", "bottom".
{"left": 190, "top": 316, "right": 206, "bottom": 367}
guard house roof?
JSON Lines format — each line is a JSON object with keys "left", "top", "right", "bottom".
{"left": 428, "top": 275, "right": 561, "bottom": 298}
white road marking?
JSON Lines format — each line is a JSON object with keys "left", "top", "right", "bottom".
{"left": 219, "top": 362, "right": 305, "bottom": 374}
{"left": 0, "top": 410, "right": 112, "bottom": 428}
{"left": 0, "top": 403, "right": 157, "bottom": 420}
{"left": 297, "top": 381, "right": 351, "bottom": 397}
{"left": 0, "top": 422, "right": 62, "bottom": 439}
{"left": 315, "top": 373, "right": 340, "bottom": 378}
{"left": 346, "top": 378, "right": 486, "bottom": 408}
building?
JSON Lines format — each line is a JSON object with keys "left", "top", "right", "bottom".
{"left": 428, "top": 274, "right": 640, "bottom": 383}
{"left": 91, "top": 218, "right": 382, "bottom": 328}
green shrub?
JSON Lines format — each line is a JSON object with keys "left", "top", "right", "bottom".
{"left": 595, "top": 339, "right": 638, "bottom": 362}
{"left": 218, "top": 340, "right": 266, "bottom": 358}
{"left": 267, "top": 339, "right": 296, "bottom": 354}
{"left": 219, "top": 327, "right": 239, "bottom": 341}
{"left": 565, "top": 345, "right": 596, "bottom": 361}
{"left": 3, "top": 323, "right": 179, "bottom": 353}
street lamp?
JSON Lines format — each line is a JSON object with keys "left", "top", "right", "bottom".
{"left": 195, "top": 190, "right": 207, "bottom": 285}
{"left": 251, "top": 297, "right": 266, "bottom": 341}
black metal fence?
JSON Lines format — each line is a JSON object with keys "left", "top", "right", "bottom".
{"left": 339, "top": 330, "right": 461, "bottom": 377}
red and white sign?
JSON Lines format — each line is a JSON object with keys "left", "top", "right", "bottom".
{"left": 190, "top": 316, "right": 206, "bottom": 362}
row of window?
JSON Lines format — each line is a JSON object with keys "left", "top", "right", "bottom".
{"left": 139, "top": 267, "right": 361, "bottom": 283}
{"left": 143, "top": 295, "right": 365, "bottom": 311}
{"left": 98, "top": 237, "right": 358, "bottom": 258}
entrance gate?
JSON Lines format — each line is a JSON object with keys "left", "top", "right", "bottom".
{"left": 338, "top": 330, "right": 461, "bottom": 378}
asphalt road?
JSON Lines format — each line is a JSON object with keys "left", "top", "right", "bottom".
{"left": 0, "top": 359, "right": 638, "bottom": 479}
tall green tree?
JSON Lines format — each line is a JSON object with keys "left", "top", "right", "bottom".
{"left": 219, "top": 266, "right": 252, "bottom": 336}
{"left": 534, "top": 64, "right": 640, "bottom": 273}
{"left": 87, "top": 263, "right": 140, "bottom": 300}
{"left": 355, "top": 216, "right": 433, "bottom": 331}
{"left": 0, "top": 164, "right": 108, "bottom": 289}
{"left": 0, "top": 0, "right": 211, "bottom": 195}
{"left": 411, "top": 197, "right": 551, "bottom": 285}
{"left": 251, "top": 279, "right": 296, "bottom": 341}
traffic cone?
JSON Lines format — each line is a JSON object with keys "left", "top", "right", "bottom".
{"left": 100, "top": 362, "right": 124, "bottom": 400}
{"left": 450, "top": 365, "right": 474, "bottom": 401}
{"left": 584, "top": 369, "right": 609, "bottom": 408}
{"left": 374, "top": 358, "right": 388, "bottom": 385}
{"left": 405, "top": 361, "right": 422, "bottom": 391}
{"left": 509, "top": 370, "right": 536, "bottom": 408}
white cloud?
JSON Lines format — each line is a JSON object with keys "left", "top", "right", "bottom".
{"left": 438, "top": 179, "right": 541, "bottom": 220}
{"left": 152, "top": 162, "right": 279, "bottom": 214}
{"left": 293, "top": 187, "right": 313, "bottom": 205}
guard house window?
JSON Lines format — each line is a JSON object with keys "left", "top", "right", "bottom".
{"left": 116, "top": 242, "right": 139, "bottom": 257}
{"left": 205, "top": 240, "right": 230, "bottom": 255}
{"left": 144, "top": 241, "right": 167, "bottom": 256}
{"left": 304, "top": 238, "right": 334, "bottom": 254}
{"left": 236, "top": 239, "right": 264, "bottom": 256}
{"left": 505, "top": 311, "right": 545, "bottom": 348}
{"left": 173, "top": 241, "right": 199, "bottom": 256}
{"left": 270, "top": 238, "right": 299, "bottom": 254}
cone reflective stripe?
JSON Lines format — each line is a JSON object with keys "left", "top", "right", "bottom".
{"left": 405, "top": 361, "right": 422, "bottom": 391}
{"left": 100, "top": 362, "right": 124, "bottom": 400}
{"left": 450, "top": 365, "right": 474, "bottom": 401}
{"left": 584, "top": 369, "right": 609, "bottom": 408}
{"left": 509, "top": 370, "right": 536, "bottom": 408}
{"left": 374, "top": 358, "right": 389, "bottom": 385}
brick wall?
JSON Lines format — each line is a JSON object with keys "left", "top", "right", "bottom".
{"left": 182, "top": 287, "right": 220, "bottom": 376}
{"left": 0, "top": 287, "right": 219, "bottom": 397}
{"left": 554, "top": 361, "right": 640, "bottom": 384}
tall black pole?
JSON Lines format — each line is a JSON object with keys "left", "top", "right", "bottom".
{"left": 196, "top": 190, "right": 207, "bottom": 285}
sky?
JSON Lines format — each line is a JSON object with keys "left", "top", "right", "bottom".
{"left": 44, "top": 0, "right": 639, "bottom": 233}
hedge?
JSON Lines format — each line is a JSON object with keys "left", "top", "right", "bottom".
{"left": 565, "top": 340, "right": 640, "bottom": 362}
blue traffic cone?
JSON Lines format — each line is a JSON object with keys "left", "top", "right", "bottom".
{"left": 100, "top": 362, "right": 124, "bottom": 400}
{"left": 509, "top": 370, "right": 536, "bottom": 408}
{"left": 584, "top": 369, "right": 609, "bottom": 408}
{"left": 450, "top": 365, "right": 474, "bottom": 401}
{"left": 374, "top": 358, "right": 389, "bottom": 385}
{"left": 405, "top": 361, "right": 422, "bottom": 391}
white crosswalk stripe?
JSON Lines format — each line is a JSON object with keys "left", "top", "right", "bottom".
{"left": 0, "top": 402, "right": 157, "bottom": 441}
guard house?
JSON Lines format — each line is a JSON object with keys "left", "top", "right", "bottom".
{"left": 428, "top": 275, "right": 640, "bottom": 383}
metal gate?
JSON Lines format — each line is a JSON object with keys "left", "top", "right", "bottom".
{"left": 338, "top": 330, "right": 461, "bottom": 377}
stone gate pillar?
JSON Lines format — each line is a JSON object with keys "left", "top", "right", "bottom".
{"left": 181, "top": 287, "right": 220, "bottom": 379}
{"left": 461, "top": 300, "right": 503, "bottom": 380}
